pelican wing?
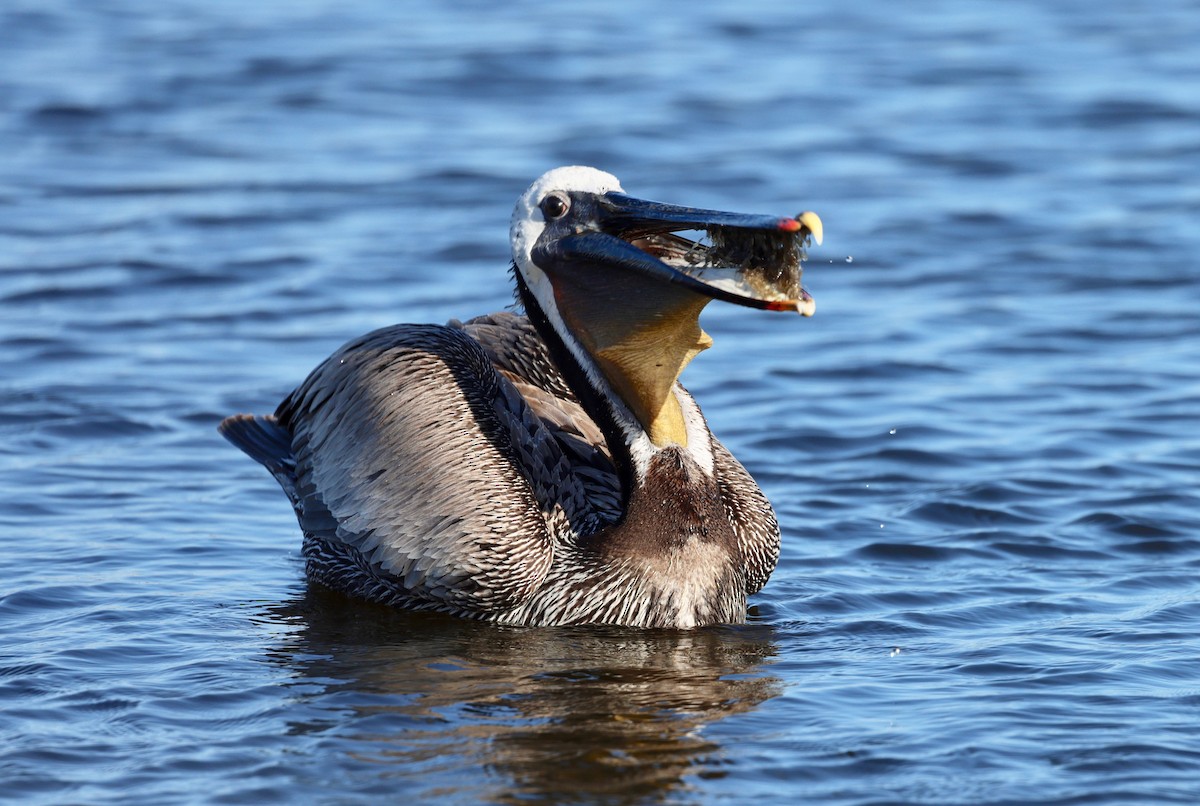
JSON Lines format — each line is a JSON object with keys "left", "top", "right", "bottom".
{"left": 458, "top": 312, "right": 621, "bottom": 526}
{"left": 454, "top": 311, "right": 577, "bottom": 402}
{"left": 273, "top": 324, "right": 570, "bottom": 613}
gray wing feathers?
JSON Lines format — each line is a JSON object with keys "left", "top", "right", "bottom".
{"left": 499, "top": 374, "right": 621, "bottom": 526}
{"left": 454, "top": 312, "right": 576, "bottom": 401}
{"left": 462, "top": 312, "right": 621, "bottom": 527}
{"left": 279, "top": 324, "right": 558, "bottom": 612}
{"left": 219, "top": 413, "right": 292, "bottom": 473}
{"left": 218, "top": 413, "right": 300, "bottom": 504}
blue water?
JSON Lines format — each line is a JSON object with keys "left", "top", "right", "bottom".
{"left": 2, "top": 1, "right": 1198, "bottom": 803}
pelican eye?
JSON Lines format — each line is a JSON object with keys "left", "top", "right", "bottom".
{"left": 540, "top": 193, "right": 570, "bottom": 220}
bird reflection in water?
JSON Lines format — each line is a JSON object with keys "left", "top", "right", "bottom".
{"left": 257, "top": 585, "right": 782, "bottom": 801}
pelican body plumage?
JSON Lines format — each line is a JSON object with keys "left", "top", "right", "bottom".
{"left": 221, "top": 167, "right": 822, "bottom": 628}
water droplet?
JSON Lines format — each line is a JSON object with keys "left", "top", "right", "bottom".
{"left": 890, "top": 647, "right": 901, "bottom": 657}
{"left": 845, "top": 256, "right": 854, "bottom": 263}
{"left": 889, "top": 428, "right": 897, "bottom": 435}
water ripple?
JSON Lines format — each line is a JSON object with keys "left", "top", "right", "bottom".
{"left": 2, "top": 0, "right": 1199, "bottom": 803}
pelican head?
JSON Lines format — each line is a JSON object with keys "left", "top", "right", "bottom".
{"left": 510, "top": 166, "right": 822, "bottom": 448}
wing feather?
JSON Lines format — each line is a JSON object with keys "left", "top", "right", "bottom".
{"left": 277, "top": 324, "right": 559, "bottom": 612}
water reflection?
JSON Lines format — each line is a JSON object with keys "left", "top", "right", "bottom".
{"left": 262, "top": 586, "right": 782, "bottom": 801}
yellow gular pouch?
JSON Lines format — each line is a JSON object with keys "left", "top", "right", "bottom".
{"left": 557, "top": 214, "right": 821, "bottom": 448}
{"left": 554, "top": 261, "right": 713, "bottom": 448}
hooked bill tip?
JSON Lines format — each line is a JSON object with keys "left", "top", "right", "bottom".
{"left": 795, "top": 211, "right": 823, "bottom": 246}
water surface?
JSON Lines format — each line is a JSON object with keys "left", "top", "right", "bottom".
{"left": 2, "top": 1, "right": 1199, "bottom": 803}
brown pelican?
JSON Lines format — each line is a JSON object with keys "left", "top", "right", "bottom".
{"left": 220, "top": 166, "right": 822, "bottom": 628}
